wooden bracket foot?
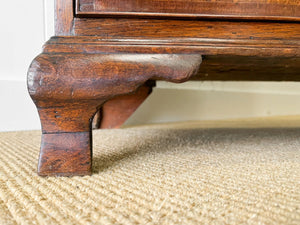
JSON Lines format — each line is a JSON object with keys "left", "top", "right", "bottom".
{"left": 28, "top": 37, "right": 202, "bottom": 176}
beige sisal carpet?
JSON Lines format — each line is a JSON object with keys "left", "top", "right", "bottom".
{"left": 0, "top": 116, "right": 299, "bottom": 224}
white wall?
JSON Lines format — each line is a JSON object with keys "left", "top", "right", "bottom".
{"left": 0, "top": 1, "right": 46, "bottom": 131}
{"left": 1, "top": 0, "right": 300, "bottom": 131}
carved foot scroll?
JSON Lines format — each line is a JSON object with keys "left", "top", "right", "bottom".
{"left": 27, "top": 37, "right": 202, "bottom": 176}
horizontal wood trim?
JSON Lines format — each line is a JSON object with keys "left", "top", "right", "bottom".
{"left": 73, "top": 19, "right": 300, "bottom": 41}
{"left": 42, "top": 36, "right": 300, "bottom": 81}
{"left": 70, "top": 19, "right": 300, "bottom": 57}
{"left": 76, "top": 0, "right": 300, "bottom": 22}
{"left": 44, "top": 37, "right": 300, "bottom": 57}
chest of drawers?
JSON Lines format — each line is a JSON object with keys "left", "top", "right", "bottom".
{"left": 28, "top": 0, "right": 300, "bottom": 176}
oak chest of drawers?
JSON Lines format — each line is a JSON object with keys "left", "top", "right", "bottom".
{"left": 28, "top": 0, "right": 300, "bottom": 176}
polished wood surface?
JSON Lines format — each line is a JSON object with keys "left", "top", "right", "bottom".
{"left": 77, "top": 0, "right": 300, "bottom": 21}
{"left": 28, "top": 0, "right": 300, "bottom": 176}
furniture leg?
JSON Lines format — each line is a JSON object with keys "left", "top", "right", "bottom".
{"left": 36, "top": 101, "right": 102, "bottom": 176}
{"left": 28, "top": 50, "right": 202, "bottom": 176}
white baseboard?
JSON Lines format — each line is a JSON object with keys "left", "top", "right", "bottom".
{"left": 157, "top": 81, "right": 300, "bottom": 95}
{"left": 0, "top": 80, "right": 41, "bottom": 132}
{"left": 125, "top": 83, "right": 300, "bottom": 126}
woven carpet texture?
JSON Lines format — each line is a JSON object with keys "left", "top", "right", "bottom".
{"left": 0, "top": 117, "right": 299, "bottom": 224}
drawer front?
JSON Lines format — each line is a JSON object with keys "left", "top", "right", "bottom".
{"left": 76, "top": 0, "right": 300, "bottom": 21}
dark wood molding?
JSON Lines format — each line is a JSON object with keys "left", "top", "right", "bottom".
{"left": 44, "top": 36, "right": 300, "bottom": 57}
